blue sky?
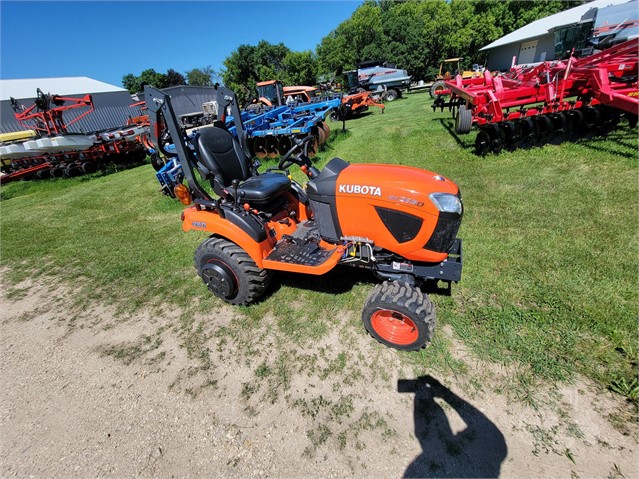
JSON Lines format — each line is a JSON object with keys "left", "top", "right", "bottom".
{"left": 0, "top": 1, "right": 361, "bottom": 87}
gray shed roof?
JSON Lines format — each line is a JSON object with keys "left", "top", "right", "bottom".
{"left": 0, "top": 77, "right": 127, "bottom": 101}
{"left": 480, "top": 0, "right": 631, "bottom": 51}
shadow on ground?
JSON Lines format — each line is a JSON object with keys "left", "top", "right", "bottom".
{"left": 399, "top": 375, "right": 507, "bottom": 478}
{"left": 264, "top": 266, "right": 453, "bottom": 302}
{"left": 434, "top": 118, "right": 475, "bottom": 150}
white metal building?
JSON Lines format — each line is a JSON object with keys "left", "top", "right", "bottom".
{"left": 0, "top": 77, "right": 136, "bottom": 134}
{"left": 481, "top": 0, "right": 638, "bottom": 71}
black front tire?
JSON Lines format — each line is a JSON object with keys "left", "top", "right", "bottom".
{"left": 362, "top": 281, "right": 436, "bottom": 351}
{"left": 195, "top": 237, "right": 272, "bottom": 305}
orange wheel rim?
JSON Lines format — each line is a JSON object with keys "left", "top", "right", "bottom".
{"left": 370, "top": 310, "right": 418, "bottom": 345}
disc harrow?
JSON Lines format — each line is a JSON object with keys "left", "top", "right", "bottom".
{"left": 473, "top": 105, "right": 631, "bottom": 155}
{"left": 433, "top": 38, "right": 639, "bottom": 155}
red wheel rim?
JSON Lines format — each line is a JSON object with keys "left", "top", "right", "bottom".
{"left": 370, "top": 309, "right": 418, "bottom": 345}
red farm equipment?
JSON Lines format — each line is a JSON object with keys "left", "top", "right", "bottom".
{"left": 333, "top": 90, "right": 385, "bottom": 120}
{"left": 433, "top": 38, "right": 638, "bottom": 155}
{"left": 0, "top": 89, "right": 148, "bottom": 184}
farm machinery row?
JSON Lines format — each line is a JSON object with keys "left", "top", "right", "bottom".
{"left": 432, "top": 38, "right": 639, "bottom": 155}
{"left": 241, "top": 79, "right": 386, "bottom": 158}
{"left": 0, "top": 89, "right": 148, "bottom": 184}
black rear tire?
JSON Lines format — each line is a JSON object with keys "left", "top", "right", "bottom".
{"left": 362, "top": 281, "right": 435, "bottom": 351}
{"left": 195, "top": 237, "right": 272, "bottom": 305}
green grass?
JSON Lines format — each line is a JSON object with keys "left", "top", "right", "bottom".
{"left": 1, "top": 93, "right": 637, "bottom": 404}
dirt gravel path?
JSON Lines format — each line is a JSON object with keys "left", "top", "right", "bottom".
{"left": 1, "top": 272, "right": 637, "bottom": 478}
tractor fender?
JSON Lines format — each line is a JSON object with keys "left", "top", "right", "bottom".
{"left": 182, "top": 206, "right": 272, "bottom": 267}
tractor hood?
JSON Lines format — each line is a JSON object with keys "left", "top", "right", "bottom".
{"left": 335, "top": 163, "right": 460, "bottom": 217}
{"left": 305, "top": 158, "right": 462, "bottom": 263}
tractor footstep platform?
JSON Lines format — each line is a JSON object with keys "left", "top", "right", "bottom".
{"left": 267, "top": 238, "right": 333, "bottom": 267}
{"left": 289, "top": 220, "right": 321, "bottom": 242}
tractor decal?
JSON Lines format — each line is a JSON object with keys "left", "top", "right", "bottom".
{"left": 338, "top": 184, "right": 382, "bottom": 196}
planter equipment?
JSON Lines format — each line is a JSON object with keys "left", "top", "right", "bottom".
{"left": 0, "top": 89, "right": 147, "bottom": 183}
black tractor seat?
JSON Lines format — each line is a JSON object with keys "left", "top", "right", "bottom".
{"left": 236, "top": 173, "right": 290, "bottom": 204}
{"left": 193, "top": 126, "right": 290, "bottom": 205}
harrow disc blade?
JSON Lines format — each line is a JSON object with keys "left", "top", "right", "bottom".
{"left": 475, "top": 129, "right": 491, "bottom": 156}
{"left": 278, "top": 136, "right": 292, "bottom": 157}
{"left": 583, "top": 107, "right": 601, "bottom": 130}
{"left": 322, "top": 121, "right": 331, "bottom": 140}
{"left": 64, "top": 164, "right": 82, "bottom": 178}
{"left": 517, "top": 117, "right": 535, "bottom": 147}
{"left": 486, "top": 124, "right": 504, "bottom": 154}
{"left": 307, "top": 135, "right": 319, "bottom": 158}
{"left": 253, "top": 137, "right": 267, "bottom": 159}
{"left": 501, "top": 121, "right": 520, "bottom": 150}
{"left": 265, "top": 136, "right": 279, "bottom": 158}
{"left": 566, "top": 110, "right": 584, "bottom": 139}
{"left": 317, "top": 125, "right": 326, "bottom": 145}
{"left": 599, "top": 107, "right": 620, "bottom": 135}
{"left": 548, "top": 113, "right": 568, "bottom": 144}
{"left": 533, "top": 115, "right": 553, "bottom": 145}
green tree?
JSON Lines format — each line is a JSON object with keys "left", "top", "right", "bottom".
{"left": 137, "top": 68, "right": 167, "bottom": 89}
{"left": 165, "top": 68, "right": 186, "bottom": 87}
{"left": 186, "top": 66, "right": 218, "bottom": 86}
{"left": 315, "top": 0, "right": 586, "bottom": 82}
{"left": 282, "top": 51, "right": 316, "bottom": 86}
{"left": 222, "top": 41, "right": 294, "bottom": 100}
{"left": 122, "top": 73, "right": 141, "bottom": 93}
{"left": 316, "top": 1, "right": 386, "bottom": 75}
{"left": 223, "top": 44, "right": 258, "bottom": 99}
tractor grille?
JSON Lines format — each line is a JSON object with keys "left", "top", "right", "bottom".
{"left": 374, "top": 207, "right": 423, "bottom": 244}
{"left": 424, "top": 213, "right": 461, "bottom": 253}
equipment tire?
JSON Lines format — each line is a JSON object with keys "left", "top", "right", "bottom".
{"left": 81, "top": 161, "right": 98, "bottom": 174}
{"left": 195, "top": 237, "right": 272, "bottom": 305}
{"left": 429, "top": 80, "right": 447, "bottom": 98}
{"left": 362, "top": 281, "right": 435, "bottom": 351}
{"left": 455, "top": 105, "right": 472, "bottom": 134}
{"left": 385, "top": 89, "right": 399, "bottom": 102}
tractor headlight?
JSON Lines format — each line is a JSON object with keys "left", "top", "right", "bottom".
{"left": 429, "top": 192, "right": 463, "bottom": 215}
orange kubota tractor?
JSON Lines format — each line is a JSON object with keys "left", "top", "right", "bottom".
{"left": 145, "top": 84, "right": 463, "bottom": 351}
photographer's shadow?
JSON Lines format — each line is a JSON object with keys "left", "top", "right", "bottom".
{"left": 399, "top": 375, "right": 507, "bottom": 478}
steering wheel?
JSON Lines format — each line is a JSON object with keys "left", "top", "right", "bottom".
{"left": 278, "top": 135, "right": 314, "bottom": 171}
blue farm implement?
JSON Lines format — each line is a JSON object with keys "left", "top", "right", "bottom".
{"left": 227, "top": 100, "right": 338, "bottom": 159}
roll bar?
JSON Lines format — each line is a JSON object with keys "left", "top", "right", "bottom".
{"left": 144, "top": 84, "right": 248, "bottom": 202}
